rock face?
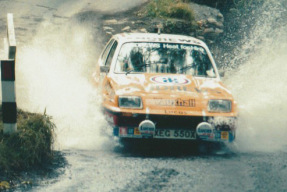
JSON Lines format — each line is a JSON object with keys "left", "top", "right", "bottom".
{"left": 101, "top": 2, "right": 224, "bottom": 45}
{"left": 190, "top": 2, "right": 224, "bottom": 44}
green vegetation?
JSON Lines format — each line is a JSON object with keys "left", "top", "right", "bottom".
{"left": 138, "top": 0, "right": 197, "bottom": 35}
{"left": 143, "top": 0, "right": 195, "bottom": 22}
{"left": 0, "top": 108, "right": 55, "bottom": 171}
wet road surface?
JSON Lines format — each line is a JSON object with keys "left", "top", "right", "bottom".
{"left": 29, "top": 145, "right": 287, "bottom": 192}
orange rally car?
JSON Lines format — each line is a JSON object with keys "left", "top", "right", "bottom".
{"left": 93, "top": 33, "right": 237, "bottom": 143}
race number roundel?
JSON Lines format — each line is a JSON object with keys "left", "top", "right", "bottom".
{"left": 150, "top": 75, "right": 191, "bottom": 85}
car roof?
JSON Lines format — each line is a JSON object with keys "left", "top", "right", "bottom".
{"left": 112, "top": 33, "right": 207, "bottom": 47}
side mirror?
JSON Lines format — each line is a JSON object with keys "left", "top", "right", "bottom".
{"left": 100, "top": 66, "right": 109, "bottom": 73}
{"left": 218, "top": 69, "right": 225, "bottom": 77}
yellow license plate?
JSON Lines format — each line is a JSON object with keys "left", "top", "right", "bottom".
{"left": 134, "top": 127, "right": 141, "bottom": 135}
{"left": 221, "top": 131, "right": 229, "bottom": 140}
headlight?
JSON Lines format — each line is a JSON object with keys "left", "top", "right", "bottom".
{"left": 118, "top": 96, "right": 142, "bottom": 109}
{"left": 208, "top": 100, "right": 231, "bottom": 112}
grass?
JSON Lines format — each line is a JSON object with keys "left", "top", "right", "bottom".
{"left": 143, "top": 0, "right": 195, "bottom": 22}
{"left": 0, "top": 108, "right": 55, "bottom": 172}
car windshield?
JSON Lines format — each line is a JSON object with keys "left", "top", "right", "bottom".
{"left": 114, "top": 42, "right": 216, "bottom": 77}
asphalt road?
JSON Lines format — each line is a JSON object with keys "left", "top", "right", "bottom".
{"left": 1, "top": 0, "right": 287, "bottom": 191}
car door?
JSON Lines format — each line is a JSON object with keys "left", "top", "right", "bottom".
{"left": 103, "top": 40, "right": 118, "bottom": 72}
{"left": 100, "top": 40, "right": 119, "bottom": 102}
{"left": 93, "top": 39, "right": 118, "bottom": 86}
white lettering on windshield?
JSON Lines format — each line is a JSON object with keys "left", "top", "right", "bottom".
{"left": 163, "top": 44, "right": 179, "bottom": 49}
{"left": 136, "top": 43, "right": 160, "bottom": 48}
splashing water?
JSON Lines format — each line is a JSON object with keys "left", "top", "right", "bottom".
{"left": 225, "top": 0, "right": 287, "bottom": 152}
{"left": 8, "top": 0, "right": 287, "bottom": 152}
{"left": 16, "top": 16, "right": 110, "bottom": 150}
{"left": 6, "top": 0, "right": 148, "bottom": 151}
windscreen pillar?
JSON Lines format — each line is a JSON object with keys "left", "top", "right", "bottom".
{"left": 1, "top": 13, "right": 17, "bottom": 134}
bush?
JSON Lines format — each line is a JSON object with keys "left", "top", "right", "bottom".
{"left": 0, "top": 108, "right": 55, "bottom": 171}
{"left": 170, "top": 2, "right": 194, "bottom": 21}
{"left": 144, "top": 0, "right": 195, "bottom": 22}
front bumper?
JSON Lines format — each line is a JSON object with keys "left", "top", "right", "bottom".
{"left": 114, "top": 126, "right": 235, "bottom": 142}
{"left": 105, "top": 110, "right": 236, "bottom": 143}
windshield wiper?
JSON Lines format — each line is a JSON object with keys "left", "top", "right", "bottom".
{"left": 125, "top": 64, "right": 150, "bottom": 75}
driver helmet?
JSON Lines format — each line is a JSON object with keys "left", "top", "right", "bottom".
{"left": 130, "top": 50, "right": 144, "bottom": 72}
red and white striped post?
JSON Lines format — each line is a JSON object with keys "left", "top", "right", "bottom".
{"left": 1, "top": 13, "right": 17, "bottom": 134}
